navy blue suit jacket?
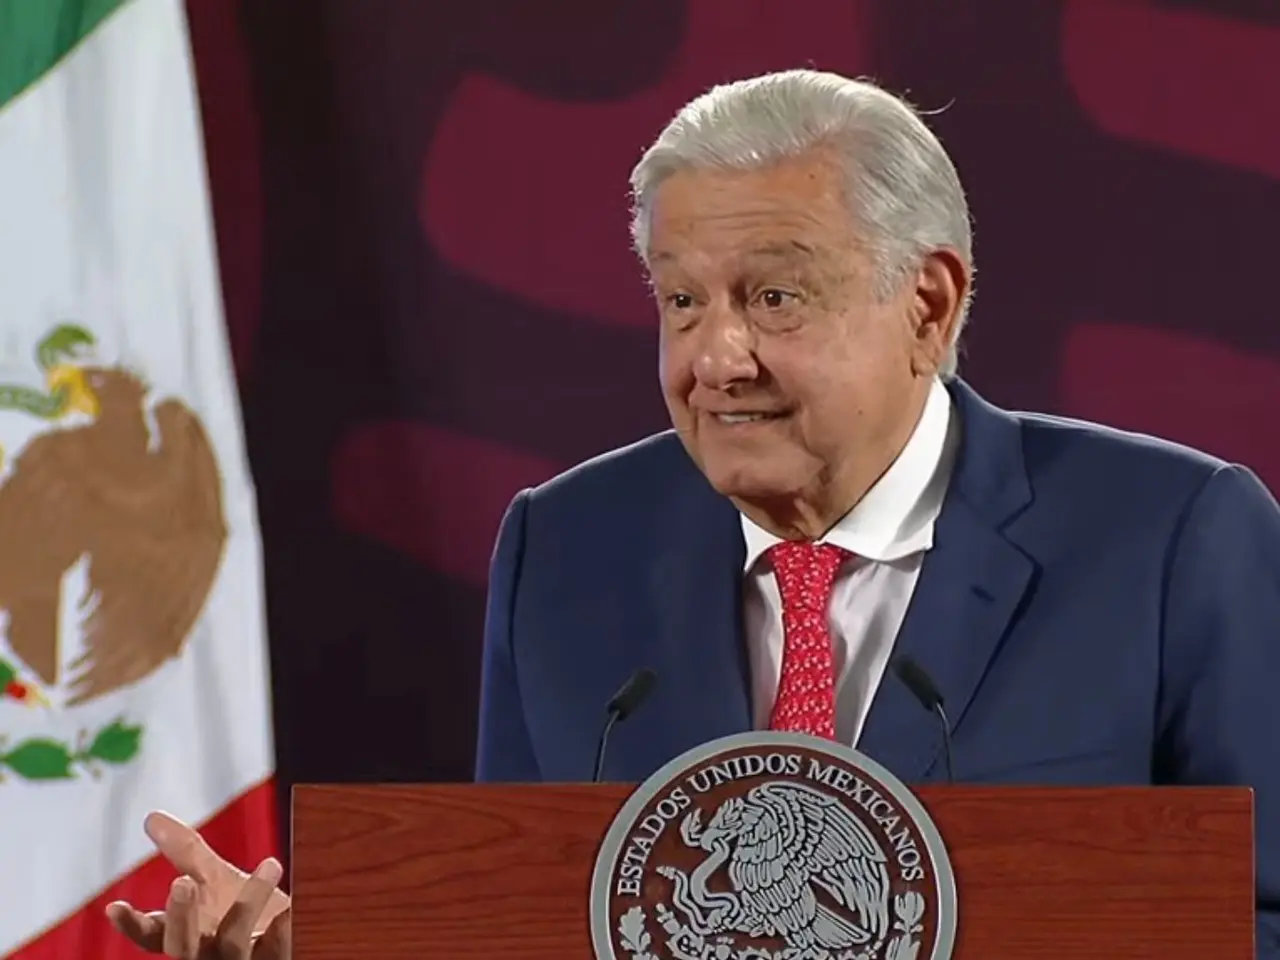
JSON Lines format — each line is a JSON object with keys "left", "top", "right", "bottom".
{"left": 475, "top": 378, "right": 1280, "bottom": 954}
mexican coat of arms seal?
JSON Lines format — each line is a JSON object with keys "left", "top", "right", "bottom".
{"left": 590, "top": 732, "right": 957, "bottom": 960}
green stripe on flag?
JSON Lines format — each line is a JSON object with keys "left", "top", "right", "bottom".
{"left": 0, "top": 0, "right": 132, "bottom": 111}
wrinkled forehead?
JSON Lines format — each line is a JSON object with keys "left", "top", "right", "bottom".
{"left": 648, "top": 239, "right": 822, "bottom": 280}
{"left": 644, "top": 159, "right": 859, "bottom": 276}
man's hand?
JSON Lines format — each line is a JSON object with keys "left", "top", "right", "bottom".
{"left": 104, "top": 811, "right": 292, "bottom": 959}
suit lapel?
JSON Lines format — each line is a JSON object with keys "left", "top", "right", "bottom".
{"left": 641, "top": 458, "right": 752, "bottom": 770}
{"left": 858, "top": 380, "right": 1037, "bottom": 783}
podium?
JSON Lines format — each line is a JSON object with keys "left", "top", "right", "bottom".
{"left": 290, "top": 782, "right": 1254, "bottom": 958}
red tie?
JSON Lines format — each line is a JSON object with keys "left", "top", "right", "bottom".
{"left": 767, "top": 541, "right": 849, "bottom": 740}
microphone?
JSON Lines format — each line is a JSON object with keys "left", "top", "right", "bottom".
{"left": 892, "top": 656, "right": 955, "bottom": 783}
{"left": 592, "top": 667, "right": 658, "bottom": 782}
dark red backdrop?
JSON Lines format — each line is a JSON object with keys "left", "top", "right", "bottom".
{"left": 184, "top": 0, "right": 1280, "bottom": 847}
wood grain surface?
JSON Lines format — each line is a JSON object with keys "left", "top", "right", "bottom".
{"left": 290, "top": 783, "right": 1254, "bottom": 959}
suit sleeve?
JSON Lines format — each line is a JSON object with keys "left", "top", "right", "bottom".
{"left": 1160, "top": 464, "right": 1280, "bottom": 958}
{"left": 474, "top": 488, "right": 542, "bottom": 782}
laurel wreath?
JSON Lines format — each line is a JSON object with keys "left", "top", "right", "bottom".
{"left": 617, "top": 889, "right": 926, "bottom": 960}
{"left": 0, "top": 718, "right": 142, "bottom": 781}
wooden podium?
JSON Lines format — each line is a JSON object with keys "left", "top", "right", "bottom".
{"left": 290, "top": 783, "right": 1255, "bottom": 958}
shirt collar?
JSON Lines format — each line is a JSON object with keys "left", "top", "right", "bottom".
{"left": 741, "top": 377, "right": 958, "bottom": 570}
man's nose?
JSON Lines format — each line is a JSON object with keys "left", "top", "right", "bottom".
{"left": 691, "top": 305, "right": 757, "bottom": 389}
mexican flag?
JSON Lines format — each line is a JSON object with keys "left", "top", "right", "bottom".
{"left": 0, "top": 1, "right": 278, "bottom": 956}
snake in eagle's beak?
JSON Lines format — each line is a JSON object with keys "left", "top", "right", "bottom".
{"left": 0, "top": 659, "right": 49, "bottom": 707}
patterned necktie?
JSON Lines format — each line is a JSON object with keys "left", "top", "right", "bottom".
{"left": 767, "top": 541, "right": 849, "bottom": 740}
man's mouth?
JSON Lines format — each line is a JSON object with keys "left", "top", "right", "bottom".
{"left": 711, "top": 411, "right": 786, "bottom": 425}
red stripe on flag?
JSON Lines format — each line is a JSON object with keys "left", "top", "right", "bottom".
{"left": 8, "top": 778, "right": 279, "bottom": 960}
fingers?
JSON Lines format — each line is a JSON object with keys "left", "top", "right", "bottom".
{"left": 145, "top": 811, "right": 222, "bottom": 882}
{"left": 104, "top": 901, "right": 164, "bottom": 952}
{"left": 253, "top": 906, "right": 292, "bottom": 960}
{"left": 105, "top": 861, "right": 287, "bottom": 959}
{"left": 161, "top": 877, "right": 200, "bottom": 957}
{"left": 215, "top": 857, "right": 285, "bottom": 954}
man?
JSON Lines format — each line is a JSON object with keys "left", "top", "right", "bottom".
{"left": 106, "top": 69, "right": 1279, "bottom": 959}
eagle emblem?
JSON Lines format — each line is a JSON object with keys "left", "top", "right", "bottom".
{"left": 592, "top": 733, "right": 956, "bottom": 960}
{"left": 657, "top": 782, "right": 895, "bottom": 955}
{"left": 0, "top": 324, "right": 226, "bottom": 781}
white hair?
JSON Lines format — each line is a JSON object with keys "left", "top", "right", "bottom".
{"left": 629, "top": 69, "right": 974, "bottom": 378}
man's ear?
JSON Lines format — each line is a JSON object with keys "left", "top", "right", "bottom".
{"left": 909, "top": 248, "right": 969, "bottom": 377}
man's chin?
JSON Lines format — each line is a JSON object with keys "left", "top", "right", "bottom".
{"left": 702, "top": 464, "right": 802, "bottom": 504}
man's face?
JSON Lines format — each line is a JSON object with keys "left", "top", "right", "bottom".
{"left": 647, "top": 150, "right": 961, "bottom": 528}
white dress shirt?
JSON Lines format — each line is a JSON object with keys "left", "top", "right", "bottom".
{"left": 740, "top": 378, "right": 959, "bottom": 746}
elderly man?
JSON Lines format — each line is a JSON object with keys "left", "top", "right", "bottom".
{"left": 107, "top": 69, "right": 1278, "bottom": 960}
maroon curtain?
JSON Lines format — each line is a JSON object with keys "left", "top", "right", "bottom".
{"left": 186, "top": 0, "right": 1280, "bottom": 850}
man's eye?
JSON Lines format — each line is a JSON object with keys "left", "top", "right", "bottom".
{"left": 667, "top": 293, "right": 695, "bottom": 309}
{"left": 756, "top": 289, "right": 795, "bottom": 309}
